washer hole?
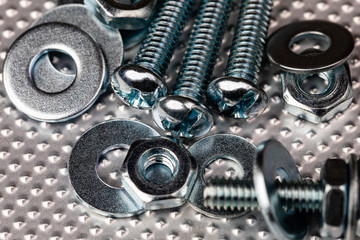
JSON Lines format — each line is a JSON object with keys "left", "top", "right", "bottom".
{"left": 289, "top": 31, "right": 331, "bottom": 55}
{"left": 30, "top": 49, "right": 77, "bottom": 94}
{"left": 203, "top": 156, "right": 245, "bottom": 182}
{"left": 97, "top": 144, "right": 129, "bottom": 188}
{"left": 298, "top": 71, "right": 333, "bottom": 95}
{"left": 139, "top": 148, "right": 179, "bottom": 185}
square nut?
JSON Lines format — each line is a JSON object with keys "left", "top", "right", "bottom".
{"left": 85, "top": 0, "right": 158, "bottom": 30}
{"left": 282, "top": 64, "right": 353, "bottom": 123}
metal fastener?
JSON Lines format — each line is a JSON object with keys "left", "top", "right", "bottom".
{"left": 152, "top": 0, "right": 232, "bottom": 138}
{"left": 207, "top": 0, "right": 271, "bottom": 119}
{"left": 203, "top": 140, "right": 360, "bottom": 239}
{"left": 112, "top": 0, "right": 194, "bottom": 109}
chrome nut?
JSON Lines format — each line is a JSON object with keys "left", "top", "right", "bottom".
{"left": 282, "top": 64, "right": 353, "bottom": 123}
{"left": 319, "top": 158, "right": 348, "bottom": 238}
{"left": 122, "top": 137, "right": 197, "bottom": 211}
{"left": 84, "top": 0, "right": 158, "bottom": 30}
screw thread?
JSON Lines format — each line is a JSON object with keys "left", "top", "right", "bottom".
{"left": 204, "top": 178, "right": 323, "bottom": 212}
{"left": 226, "top": 0, "right": 273, "bottom": 83}
{"left": 135, "top": 0, "right": 195, "bottom": 77}
{"left": 173, "top": 0, "right": 232, "bottom": 103}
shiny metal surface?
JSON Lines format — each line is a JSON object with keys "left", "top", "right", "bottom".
{"left": 32, "top": 4, "right": 124, "bottom": 88}
{"left": 68, "top": 120, "right": 160, "bottom": 217}
{"left": 84, "top": 0, "right": 158, "bottom": 30}
{"left": 254, "top": 140, "right": 308, "bottom": 239}
{"left": 346, "top": 155, "right": 360, "bottom": 240}
{"left": 3, "top": 22, "right": 106, "bottom": 122}
{"left": 122, "top": 137, "right": 197, "bottom": 211}
{"left": 1, "top": 0, "right": 360, "bottom": 239}
{"left": 188, "top": 134, "right": 256, "bottom": 218}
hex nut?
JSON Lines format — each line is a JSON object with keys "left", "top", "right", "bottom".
{"left": 122, "top": 137, "right": 197, "bottom": 211}
{"left": 84, "top": 0, "right": 158, "bottom": 30}
{"left": 319, "top": 158, "right": 348, "bottom": 238}
{"left": 282, "top": 64, "right": 353, "bottom": 123}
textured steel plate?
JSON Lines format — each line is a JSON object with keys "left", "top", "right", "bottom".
{"left": 0, "top": 0, "right": 360, "bottom": 239}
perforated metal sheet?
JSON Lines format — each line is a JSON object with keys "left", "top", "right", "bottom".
{"left": 0, "top": 0, "right": 359, "bottom": 239}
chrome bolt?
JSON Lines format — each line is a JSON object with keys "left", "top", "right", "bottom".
{"left": 111, "top": 0, "right": 195, "bottom": 109}
{"left": 204, "top": 178, "right": 323, "bottom": 213}
{"left": 207, "top": 0, "right": 272, "bottom": 119}
{"left": 152, "top": 0, "right": 232, "bottom": 139}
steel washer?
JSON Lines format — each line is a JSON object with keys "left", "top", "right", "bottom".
{"left": 3, "top": 22, "right": 106, "bottom": 122}
{"left": 32, "top": 4, "right": 124, "bottom": 88}
{"left": 188, "top": 134, "right": 256, "bottom": 218}
{"left": 68, "top": 120, "right": 160, "bottom": 217}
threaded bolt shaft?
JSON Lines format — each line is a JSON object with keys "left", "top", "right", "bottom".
{"left": 135, "top": 0, "right": 195, "bottom": 78}
{"left": 173, "top": 0, "right": 232, "bottom": 103}
{"left": 204, "top": 178, "right": 323, "bottom": 212}
{"left": 225, "top": 0, "right": 273, "bottom": 83}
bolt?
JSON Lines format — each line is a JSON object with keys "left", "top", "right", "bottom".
{"left": 111, "top": 0, "right": 195, "bottom": 109}
{"left": 204, "top": 178, "right": 324, "bottom": 213}
{"left": 152, "top": 0, "right": 232, "bottom": 138}
{"left": 207, "top": 0, "right": 272, "bottom": 119}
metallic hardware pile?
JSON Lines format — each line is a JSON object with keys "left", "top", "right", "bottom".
{"left": 0, "top": 0, "right": 360, "bottom": 239}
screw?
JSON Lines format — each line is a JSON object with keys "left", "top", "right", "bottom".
{"left": 204, "top": 178, "right": 323, "bottom": 213}
{"left": 111, "top": 0, "right": 195, "bottom": 109}
{"left": 152, "top": 0, "right": 232, "bottom": 138}
{"left": 207, "top": 0, "right": 272, "bottom": 119}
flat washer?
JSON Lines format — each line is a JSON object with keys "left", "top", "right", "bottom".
{"left": 32, "top": 4, "right": 123, "bottom": 87}
{"left": 188, "top": 134, "right": 256, "bottom": 218}
{"left": 254, "top": 140, "right": 308, "bottom": 239}
{"left": 68, "top": 120, "right": 160, "bottom": 217}
{"left": 3, "top": 23, "right": 106, "bottom": 122}
{"left": 267, "top": 20, "right": 354, "bottom": 73}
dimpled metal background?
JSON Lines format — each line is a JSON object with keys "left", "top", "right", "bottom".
{"left": 0, "top": 0, "right": 359, "bottom": 239}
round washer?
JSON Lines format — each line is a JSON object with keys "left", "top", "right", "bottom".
{"left": 3, "top": 23, "right": 106, "bottom": 122}
{"left": 254, "top": 140, "right": 308, "bottom": 239}
{"left": 267, "top": 20, "right": 354, "bottom": 73}
{"left": 188, "top": 134, "right": 256, "bottom": 218}
{"left": 68, "top": 120, "right": 160, "bottom": 217}
{"left": 126, "top": 137, "right": 193, "bottom": 195}
{"left": 32, "top": 4, "right": 123, "bottom": 87}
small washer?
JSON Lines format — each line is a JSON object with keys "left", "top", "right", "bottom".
{"left": 188, "top": 134, "right": 256, "bottom": 218}
{"left": 254, "top": 140, "right": 308, "bottom": 239}
{"left": 32, "top": 4, "right": 123, "bottom": 87}
{"left": 3, "top": 23, "right": 106, "bottom": 122}
{"left": 267, "top": 20, "right": 354, "bottom": 73}
{"left": 68, "top": 120, "right": 160, "bottom": 217}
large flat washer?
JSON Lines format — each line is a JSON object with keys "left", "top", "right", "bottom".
{"left": 32, "top": 4, "right": 124, "bottom": 87}
{"left": 3, "top": 22, "right": 106, "bottom": 122}
{"left": 68, "top": 120, "right": 160, "bottom": 217}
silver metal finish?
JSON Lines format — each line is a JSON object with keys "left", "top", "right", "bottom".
{"left": 2, "top": 0, "right": 360, "bottom": 239}
{"left": 84, "top": 0, "right": 158, "bottom": 30}
{"left": 267, "top": 20, "right": 355, "bottom": 123}
{"left": 111, "top": 0, "right": 194, "bottom": 109}
{"left": 68, "top": 119, "right": 160, "bottom": 217}
{"left": 121, "top": 137, "right": 197, "bottom": 211}
{"left": 152, "top": 0, "right": 232, "bottom": 138}
{"left": 32, "top": 4, "right": 124, "bottom": 88}
{"left": 188, "top": 134, "right": 256, "bottom": 218}
{"left": 3, "top": 22, "right": 106, "bottom": 122}
{"left": 207, "top": 0, "right": 272, "bottom": 119}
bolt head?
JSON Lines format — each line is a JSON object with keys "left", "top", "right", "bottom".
{"left": 152, "top": 95, "right": 213, "bottom": 138}
{"left": 207, "top": 77, "right": 268, "bottom": 119}
{"left": 111, "top": 65, "right": 168, "bottom": 109}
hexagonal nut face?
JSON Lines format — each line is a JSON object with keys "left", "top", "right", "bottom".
{"left": 84, "top": 0, "right": 158, "bottom": 30}
{"left": 319, "top": 158, "right": 348, "bottom": 238}
{"left": 121, "top": 137, "right": 197, "bottom": 211}
{"left": 282, "top": 64, "right": 353, "bottom": 123}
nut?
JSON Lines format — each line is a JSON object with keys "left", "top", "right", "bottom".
{"left": 84, "top": 0, "right": 158, "bottom": 30}
{"left": 282, "top": 64, "right": 353, "bottom": 123}
{"left": 319, "top": 158, "right": 348, "bottom": 238}
{"left": 122, "top": 137, "right": 197, "bottom": 211}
